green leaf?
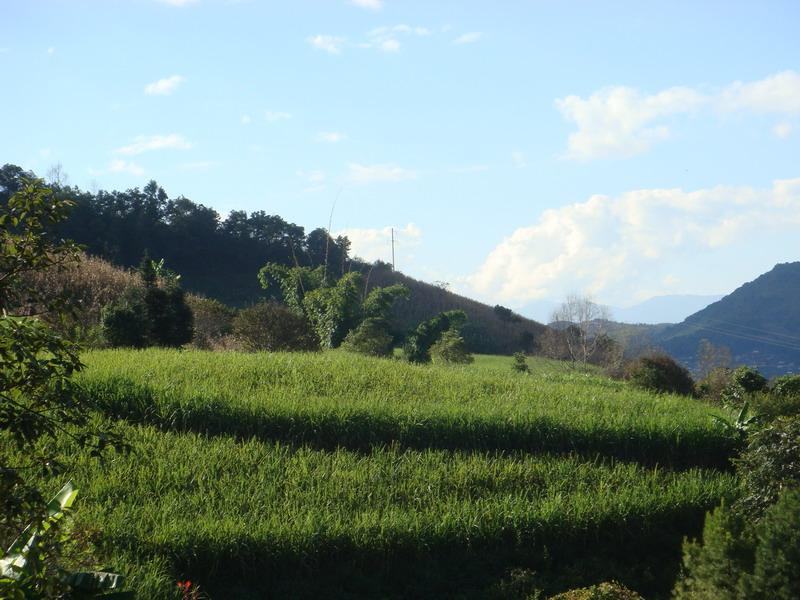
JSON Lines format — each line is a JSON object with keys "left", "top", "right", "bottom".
{"left": 66, "top": 570, "right": 126, "bottom": 591}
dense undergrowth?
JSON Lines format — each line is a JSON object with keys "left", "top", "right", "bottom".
{"left": 29, "top": 351, "right": 741, "bottom": 599}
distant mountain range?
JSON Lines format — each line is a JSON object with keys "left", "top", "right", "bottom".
{"left": 653, "top": 262, "right": 800, "bottom": 377}
{"left": 611, "top": 294, "right": 724, "bottom": 325}
{"left": 520, "top": 294, "right": 723, "bottom": 325}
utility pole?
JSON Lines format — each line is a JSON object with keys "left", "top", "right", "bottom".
{"left": 391, "top": 227, "right": 396, "bottom": 271}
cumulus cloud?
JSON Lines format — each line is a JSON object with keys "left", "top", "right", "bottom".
{"left": 115, "top": 134, "right": 192, "bottom": 155}
{"left": 335, "top": 223, "right": 421, "bottom": 263}
{"left": 467, "top": 178, "right": 800, "bottom": 305}
{"left": 556, "top": 86, "right": 706, "bottom": 160}
{"left": 308, "top": 35, "right": 345, "bottom": 54}
{"left": 108, "top": 159, "right": 145, "bottom": 176}
{"left": 350, "top": 0, "right": 382, "bottom": 10}
{"left": 453, "top": 32, "right": 483, "bottom": 45}
{"left": 347, "top": 163, "right": 417, "bottom": 184}
{"left": 241, "top": 114, "right": 252, "bottom": 125}
{"left": 719, "top": 71, "right": 800, "bottom": 113}
{"left": 511, "top": 151, "right": 527, "bottom": 168}
{"left": 557, "top": 70, "right": 800, "bottom": 160}
{"left": 144, "top": 75, "right": 186, "bottom": 96}
{"left": 316, "top": 131, "right": 346, "bottom": 143}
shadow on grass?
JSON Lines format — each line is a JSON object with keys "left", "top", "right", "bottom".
{"left": 119, "top": 500, "right": 711, "bottom": 600}
{"left": 83, "top": 376, "right": 739, "bottom": 470}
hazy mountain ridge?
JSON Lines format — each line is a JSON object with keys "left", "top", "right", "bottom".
{"left": 611, "top": 294, "right": 724, "bottom": 325}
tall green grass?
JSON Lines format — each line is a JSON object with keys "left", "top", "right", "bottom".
{"left": 79, "top": 349, "right": 739, "bottom": 468}
{"left": 42, "top": 423, "right": 735, "bottom": 599}
{"left": 33, "top": 349, "right": 743, "bottom": 598}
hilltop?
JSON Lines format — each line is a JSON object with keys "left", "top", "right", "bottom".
{"left": 655, "top": 262, "right": 800, "bottom": 376}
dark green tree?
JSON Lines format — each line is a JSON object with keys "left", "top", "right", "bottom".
{"left": 404, "top": 310, "right": 468, "bottom": 364}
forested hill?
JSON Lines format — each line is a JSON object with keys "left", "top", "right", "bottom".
{"left": 1, "top": 164, "right": 350, "bottom": 306}
{"left": 655, "top": 262, "right": 800, "bottom": 376}
{"left": 1, "top": 163, "right": 543, "bottom": 354}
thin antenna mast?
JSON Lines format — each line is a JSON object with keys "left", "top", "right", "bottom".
{"left": 391, "top": 227, "right": 395, "bottom": 271}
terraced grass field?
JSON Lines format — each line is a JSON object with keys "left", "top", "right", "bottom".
{"left": 42, "top": 350, "right": 739, "bottom": 599}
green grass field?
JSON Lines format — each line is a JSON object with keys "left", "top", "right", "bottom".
{"left": 38, "top": 350, "right": 739, "bottom": 599}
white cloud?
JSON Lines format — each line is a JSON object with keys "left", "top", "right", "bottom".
{"left": 241, "top": 114, "right": 252, "bottom": 125}
{"left": 467, "top": 178, "right": 800, "bottom": 305}
{"left": 265, "top": 111, "right": 292, "bottom": 122}
{"left": 453, "top": 32, "right": 483, "bottom": 45}
{"left": 774, "top": 121, "right": 793, "bottom": 138}
{"left": 316, "top": 131, "right": 346, "bottom": 143}
{"left": 350, "top": 0, "right": 382, "bottom": 9}
{"left": 557, "top": 70, "right": 800, "bottom": 160}
{"left": 380, "top": 39, "right": 400, "bottom": 52}
{"left": 108, "top": 159, "right": 145, "bottom": 176}
{"left": 335, "top": 223, "right": 422, "bottom": 263}
{"left": 360, "top": 24, "right": 430, "bottom": 52}
{"left": 347, "top": 163, "right": 417, "bottom": 184}
{"left": 308, "top": 35, "right": 345, "bottom": 54}
{"left": 556, "top": 86, "right": 706, "bottom": 160}
{"left": 157, "top": 0, "right": 199, "bottom": 6}
{"left": 720, "top": 71, "right": 800, "bottom": 113}
{"left": 46, "top": 47, "right": 55, "bottom": 55}
{"left": 115, "top": 134, "right": 192, "bottom": 155}
{"left": 144, "top": 75, "right": 186, "bottom": 96}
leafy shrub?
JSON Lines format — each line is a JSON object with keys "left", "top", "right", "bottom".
{"left": 187, "top": 295, "right": 235, "bottom": 349}
{"left": 101, "top": 290, "right": 147, "bottom": 348}
{"left": 674, "top": 490, "right": 800, "bottom": 600}
{"left": 771, "top": 374, "right": 800, "bottom": 398}
{"left": 750, "top": 391, "right": 800, "bottom": 421}
{"left": 742, "top": 488, "right": 800, "bottom": 600}
{"left": 404, "top": 310, "right": 467, "bottom": 363}
{"left": 101, "top": 258, "right": 193, "bottom": 349}
{"left": 731, "top": 366, "right": 768, "bottom": 393}
{"left": 734, "top": 416, "right": 800, "bottom": 518}
{"left": 232, "top": 302, "right": 319, "bottom": 352}
{"left": 512, "top": 352, "right": 530, "bottom": 373}
{"left": 341, "top": 318, "right": 394, "bottom": 357}
{"left": 549, "top": 581, "right": 644, "bottom": 599}
{"left": 673, "top": 502, "right": 753, "bottom": 600}
{"left": 696, "top": 367, "right": 733, "bottom": 403}
{"left": 625, "top": 353, "right": 695, "bottom": 396}
{"left": 430, "top": 329, "right": 474, "bottom": 365}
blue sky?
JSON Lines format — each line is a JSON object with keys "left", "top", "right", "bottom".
{"left": 3, "top": 0, "right": 799, "bottom": 320}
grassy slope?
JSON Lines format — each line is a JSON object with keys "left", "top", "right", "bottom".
{"left": 48, "top": 351, "right": 739, "bottom": 599}
{"left": 365, "top": 268, "right": 546, "bottom": 355}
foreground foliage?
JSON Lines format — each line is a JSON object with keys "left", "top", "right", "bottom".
{"left": 1, "top": 179, "right": 125, "bottom": 597}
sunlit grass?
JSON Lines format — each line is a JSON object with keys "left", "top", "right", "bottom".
{"left": 44, "top": 349, "right": 743, "bottom": 598}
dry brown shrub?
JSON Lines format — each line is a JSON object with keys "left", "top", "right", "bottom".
{"left": 20, "top": 253, "right": 139, "bottom": 333}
